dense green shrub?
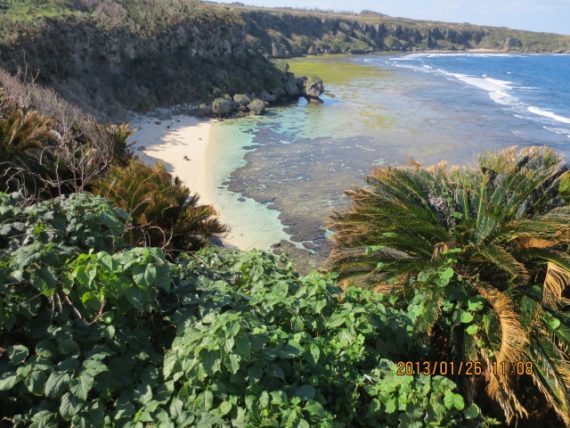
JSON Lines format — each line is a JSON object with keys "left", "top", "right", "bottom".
{"left": 0, "top": 192, "right": 173, "bottom": 426}
{"left": 0, "top": 192, "right": 475, "bottom": 426}
{"left": 148, "top": 248, "right": 474, "bottom": 427}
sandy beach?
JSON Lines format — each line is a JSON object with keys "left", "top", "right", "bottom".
{"left": 130, "top": 115, "right": 217, "bottom": 206}
{"left": 129, "top": 114, "right": 293, "bottom": 251}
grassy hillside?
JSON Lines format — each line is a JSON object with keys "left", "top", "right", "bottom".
{"left": 0, "top": 0, "right": 569, "bottom": 119}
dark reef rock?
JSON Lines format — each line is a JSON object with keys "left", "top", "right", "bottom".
{"left": 302, "top": 75, "right": 325, "bottom": 101}
{"left": 198, "top": 102, "right": 212, "bottom": 116}
{"left": 233, "top": 93, "right": 252, "bottom": 107}
{"left": 247, "top": 99, "right": 267, "bottom": 115}
{"left": 212, "top": 98, "right": 235, "bottom": 117}
{"left": 259, "top": 90, "right": 277, "bottom": 103}
{"left": 284, "top": 75, "right": 301, "bottom": 96}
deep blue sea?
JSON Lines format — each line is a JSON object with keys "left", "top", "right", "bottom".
{"left": 383, "top": 53, "right": 570, "bottom": 141}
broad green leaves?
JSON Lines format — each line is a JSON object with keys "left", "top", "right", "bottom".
{"left": 0, "top": 193, "right": 472, "bottom": 427}
{"left": 148, "top": 248, "right": 467, "bottom": 427}
{"left": 0, "top": 371, "right": 18, "bottom": 391}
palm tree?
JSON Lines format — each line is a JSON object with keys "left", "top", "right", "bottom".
{"left": 92, "top": 159, "right": 228, "bottom": 254}
{"left": 329, "top": 146, "right": 570, "bottom": 425}
{"left": 0, "top": 107, "right": 57, "bottom": 195}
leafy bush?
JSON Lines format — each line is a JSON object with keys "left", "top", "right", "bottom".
{"left": 146, "top": 248, "right": 474, "bottom": 427}
{"left": 92, "top": 159, "right": 228, "bottom": 255}
{"left": 0, "top": 192, "right": 473, "bottom": 426}
{"left": 329, "top": 146, "right": 570, "bottom": 425}
{"left": 0, "top": 192, "right": 173, "bottom": 426}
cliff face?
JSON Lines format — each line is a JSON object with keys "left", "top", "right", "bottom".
{"left": 1, "top": 1, "right": 569, "bottom": 120}
{"left": 241, "top": 9, "right": 570, "bottom": 56}
{"left": 0, "top": 16, "right": 282, "bottom": 120}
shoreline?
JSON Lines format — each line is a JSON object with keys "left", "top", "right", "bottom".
{"left": 128, "top": 115, "right": 241, "bottom": 246}
{"left": 129, "top": 114, "right": 294, "bottom": 251}
{"left": 130, "top": 115, "right": 217, "bottom": 205}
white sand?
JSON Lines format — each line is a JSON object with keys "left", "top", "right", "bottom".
{"left": 129, "top": 114, "right": 293, "bottom": 250}
{"left": 131, "top": 116, "right": 217, "bottom": 206}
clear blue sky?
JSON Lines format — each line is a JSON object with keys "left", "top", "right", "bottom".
{"left": 214, "top": 0, "right": 570, "bottom": 35}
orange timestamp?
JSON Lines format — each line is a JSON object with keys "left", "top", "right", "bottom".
{"left": 397, "top": 361, "right": 482, "bottom": 376}
{"left": 396, "top": 361, "right": 534, "bottom": 376}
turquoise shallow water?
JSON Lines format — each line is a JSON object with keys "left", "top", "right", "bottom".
{"left": 208, "top": 54, "right": 570, "bottom": 259}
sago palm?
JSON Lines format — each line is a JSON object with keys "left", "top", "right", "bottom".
{"left": 0, "top": 107, "right": 56, "bottom": 193}
{"left": 92, "top": 159, "right": 227, "bottom": 254}
{"left": 329, "top": 146, "right": 570, "bottom": 425}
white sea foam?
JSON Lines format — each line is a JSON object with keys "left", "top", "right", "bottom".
{"left": 387, "top": 54, "right": 570, "bottom": 140}
{"left": 528, "top": 106, "right": 570, "bottom": 125}
{"left": 444, "top": 72, "right": 517, "bottom": 106}
{"left": 543, "top": 126, "right": 570, "bottom": 139}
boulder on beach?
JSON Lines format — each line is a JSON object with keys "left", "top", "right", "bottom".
{"left": 198, "top": 102, "right": 212, "bottom": 116}
{"left": 247, "top": 99, "right": 267, "bottom": 115}
{"left": 233, "top": 93, "right": 251, "bottom": 107}
{"left": 212, "top": 97, "right": 235, "bottom": 116}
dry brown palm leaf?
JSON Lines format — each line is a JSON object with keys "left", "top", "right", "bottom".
{"left": 407, "top": 159, "right": 423, "bottom": 168}
{"left": 515, "top": 237, "right": 558, "bottom": 249}
{"left": 529, "top": 331, "right": 570, "bottom": 426}
{"left": 432, "top": 242, "right": 449, "bottom": 260}
{"left": 372, "top": 273, "right": 409, "bottom": 295}
{"left": 479, "top": 349, "right": 528, "bottom": 423}
{"left": 431, "top": 240, "right": 456, "bottom": 260}
{"left": 530, "top": 371, "right": 570, "bottom": 426}
{"left": 543, "top": 262, "right": 570, "bottom": 308}
{"left": 477, "top": 285, "right": 529, "bottom": 423}
{"left": 372, "top": 282, "right": 392, "bottom": 294}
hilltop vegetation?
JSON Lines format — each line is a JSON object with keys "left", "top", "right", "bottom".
{"left": 0, "top": 0, "right": 569, "bottom": 119}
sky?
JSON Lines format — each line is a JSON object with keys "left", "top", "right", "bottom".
{"left": 214, "top": 0, "right": 570, "bottom": 35}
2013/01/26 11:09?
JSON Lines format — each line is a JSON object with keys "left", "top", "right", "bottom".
{"left": 396, "top": 361, "right": 534, "bottom": 376}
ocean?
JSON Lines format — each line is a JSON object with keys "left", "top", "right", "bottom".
{"left": 204, "top": 53, "right": 570, "bottom": 267}
{"left": 384, "top": 53, "right": 570, "bottom": 142}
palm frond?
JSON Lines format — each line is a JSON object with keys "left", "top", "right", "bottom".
{"left": 477, "top": 285, "right": 529, "bottom": 422}
{"left": 477, "top": 244, "right": 529, "bottom": 283}
{"left": 544, "top": 262, "right": 570, "bottom": 308}
{"left": 528, "top": 336, "right": 570, "bottom": 425}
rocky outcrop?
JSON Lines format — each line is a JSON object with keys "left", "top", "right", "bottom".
{"left": 212, "top": 98, "right": 235, "bottom": 117}
{"left": 247, "top": 99, "right": 267, "bottom": 115}
{"left": 259, "top": 90, "right": 277, "bottom": 103}
{"left": 233, "top": 94, "right": 252, "bottom": 109}
{"left": 302, "top": 76, "right": 325, "bottom": 101}
{"left": 203, "top": 65, "right": 324, "bottom": 117}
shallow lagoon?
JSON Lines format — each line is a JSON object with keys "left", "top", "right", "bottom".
{"left": 208, "top": 54, "right": 569, "bottom": 269}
